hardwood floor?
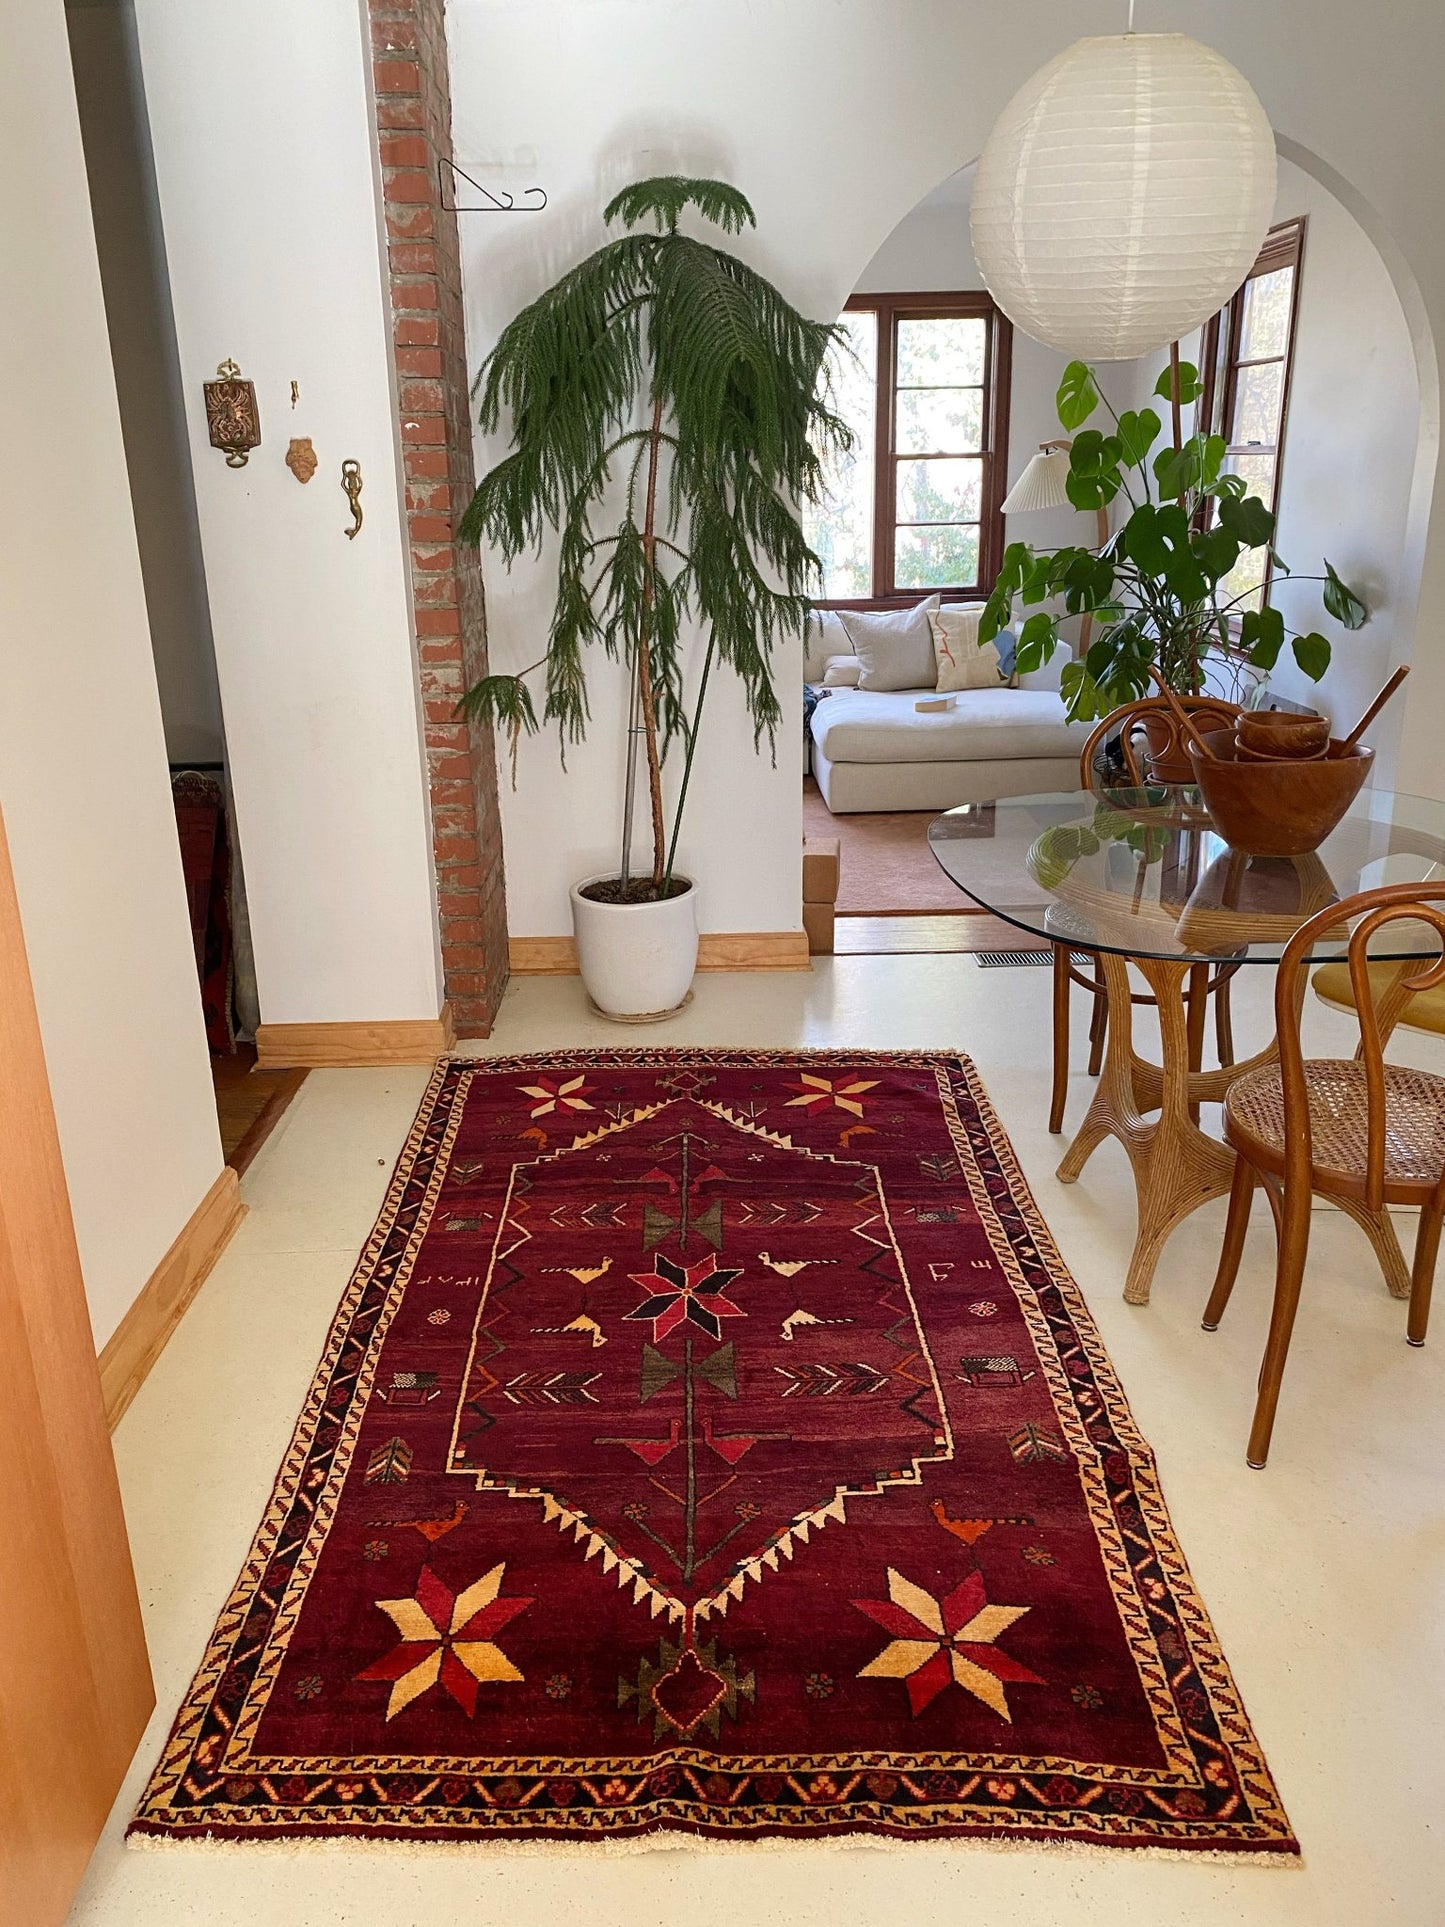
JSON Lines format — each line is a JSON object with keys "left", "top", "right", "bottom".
{"left": 210, "top": 1046, "right": 306, "bottom": 1174}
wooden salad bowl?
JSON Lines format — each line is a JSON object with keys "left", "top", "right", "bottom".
{"left": 1187, "top": 729, "right": 1373, "bottom": 856}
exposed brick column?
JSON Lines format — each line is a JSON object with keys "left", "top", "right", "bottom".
{"left": 369, "top": 0, "right": 508, "bottom": 1036}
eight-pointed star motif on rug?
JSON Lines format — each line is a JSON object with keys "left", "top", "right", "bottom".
{"left": 785, "top": 1071, "right": 880, "bottom": 1118}
{"left": 356, "top": 1561, "right": 533, "bottom": 1719}
{"left": 623, "top": 1250, "right": 745, "bottom": 1344}
{"left": 854, "top": 1566, "right": 1043, "bottom": 1720}
{"left": 517, "top": 1074, "right": 594, "bottom": 1118}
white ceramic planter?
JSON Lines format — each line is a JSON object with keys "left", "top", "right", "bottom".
{"left": 569, "top": 874, "right": 698, "bottom": 1021}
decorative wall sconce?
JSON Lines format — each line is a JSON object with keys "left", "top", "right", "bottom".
{"left": 285, "top": 437, "right": 318, "bottom": 483}
{"left": 203, "top": 359, "right": 261, "bottom": 467}
{"left": 341, "top": 458, "right": 364, "bottom": 539}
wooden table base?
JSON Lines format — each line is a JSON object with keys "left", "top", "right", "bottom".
{"left": 1056, "top": 951, "right": 1411, "bottom": 1305}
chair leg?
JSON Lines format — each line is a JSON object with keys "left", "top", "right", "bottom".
{"left": 1215, "top": 973, "right": 1235, "bottom": 1069}
{"left": 1202, "top": 1154, "right": 1256, "bottom": 1330}
{"left": 1049, "top": 943, "right": 1070, "bottom": 1135}
{"left": 1246, "top": 1179, "right": 1313, "bottom": 1469}
{"left": 1086, "top": 958, "right": 1107, "bottom": 1077}
{"left": 1408, "top": 1205, "right": 1442, "bottom": 1347}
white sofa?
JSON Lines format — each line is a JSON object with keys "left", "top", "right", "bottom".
{"left": 805, "top": 609, "right": 1092, "bottom": 814}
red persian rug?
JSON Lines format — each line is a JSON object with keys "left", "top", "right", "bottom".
{"left": 132, "top": 1051, "right": 1294, "bottom": 1854}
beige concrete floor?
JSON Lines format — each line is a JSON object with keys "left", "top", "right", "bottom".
{"left": 72, "top": 957, "right": 1445, "bottom": 1925}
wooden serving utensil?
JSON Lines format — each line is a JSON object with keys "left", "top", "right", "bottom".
{"left": 1338, "top": 663, "right": 1411, "bottom": 749}
{"left": 1145, "top": 665, "right": 1222, "bottom": 761}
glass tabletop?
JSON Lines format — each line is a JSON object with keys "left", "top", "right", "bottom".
{"left": 928, "top": 786, "right": 1445, "bottom": 964}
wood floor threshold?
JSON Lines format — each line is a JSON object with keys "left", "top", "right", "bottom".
{"left": 98, "top": 1167, "right": 246, "bottom": 1431}
{"left": 509, "top": 932, "right": 811, "bottom": 975}
{"left": 833, "top": 912, "right": 1032, "bottom": 955}
{"left": 226, "top": 1067, "right": 308, "bottom": 1176}
{"left": 254, "top": 1003, "right": 457, "bottom": 1068}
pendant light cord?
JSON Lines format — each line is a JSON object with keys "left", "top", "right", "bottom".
{"left": 1126, "top": 0, "right": 1136, "bottom": 30}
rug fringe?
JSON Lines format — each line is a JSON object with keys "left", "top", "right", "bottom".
{"left": 125, "top": 1826, "right": 1299, "bottom": 1867}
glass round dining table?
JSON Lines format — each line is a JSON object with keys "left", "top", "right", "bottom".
{"left": 928, "top": 784, "right": 1445, "bottom": 1305}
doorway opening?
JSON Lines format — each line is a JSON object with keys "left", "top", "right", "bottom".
{"left": 64, "top": 0, "right": 303, "bottom": 1164}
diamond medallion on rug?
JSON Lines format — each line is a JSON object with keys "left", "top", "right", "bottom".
{"left": 131, "top": 1051, "right": 1295, "bottom": 1854}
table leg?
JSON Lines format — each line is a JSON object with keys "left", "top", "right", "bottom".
{"left": 1057, "top": 952, "right": 1240, "bottom": 1305}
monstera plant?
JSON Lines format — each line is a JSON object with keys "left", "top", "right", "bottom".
{"left": 457, "top": 175, "right": 844, "bottom": 1020}
{"left": 980, "top": 358, "right": 1368, "bottom": 722}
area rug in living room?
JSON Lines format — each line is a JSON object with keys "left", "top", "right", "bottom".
{"left": 131, "top": 1050, "right": 1294, "bottom": 1856}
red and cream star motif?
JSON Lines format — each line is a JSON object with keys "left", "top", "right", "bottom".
{"left": 853, "top": 1567, "right": 1043, "bottom": 1720}
{"left": 356, "top": 1562, "right": 533, "bottom": 1720}
{"left": 624, "top": 1251, "right": 745, "bottom": 1344}
{"left": 785, "top": 1071, "right": 879, "bottom": 1119}
{"left": 517, "top": 1073, "right": 594, "bottom": 1118}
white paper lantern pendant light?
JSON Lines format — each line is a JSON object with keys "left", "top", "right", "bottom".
{"left": 970, "top": 2, "right": 1276, "bottom": 361}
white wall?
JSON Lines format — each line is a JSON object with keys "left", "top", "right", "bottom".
{"left": 1260, "top": 162, "right": 1419, "bottom": 764}
{"left": 0, "top": 0, "right": 225, "bottom": 1350}
{"left": 132, "top": 0, "right": 444, "bottom": 1024}
{"left": 67, "top": 0, "right": 226, "bottom": 771}
{"left": 448, "top": 0, "right": 1442, "bottom": 940}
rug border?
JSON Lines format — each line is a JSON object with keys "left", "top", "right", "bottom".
{"left": 128, "top": 1048, "right": 1296, "bottom": 1856}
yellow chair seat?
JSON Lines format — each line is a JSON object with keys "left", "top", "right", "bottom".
{"left": 1312, "top": 960, "right": 1445, "bottom": 1037}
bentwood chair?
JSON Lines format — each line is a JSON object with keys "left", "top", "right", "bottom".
{"left": 1202, "top": 882, "right": 1445, "bottom": 1467}
{"left": 1048, "top": 695, "right": 1241, "bottom": 1134}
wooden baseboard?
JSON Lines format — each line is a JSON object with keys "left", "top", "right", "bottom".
{"left": 98, "top": 1167, "right": 246, "bottom": 1430}
{"left": 509, "top": 933, "right": 810, "bottom": 975}
{"left": 254, "top": 1003, "right": 457, "bottom": 1069}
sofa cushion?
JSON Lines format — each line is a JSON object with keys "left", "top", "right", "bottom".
{"left": 821, "top": 653, "right": 862, "bottom": 687}
{"left": 809, "top": 686, "right": 1092, "bottom": 765}
{"left": 803, "top": 609, "right": 852, "bottom": 682}
{"left": 929, "top": 605, "right": 1006, "bottom": 692}
{"left": 836, "top": 597, "right": 939, "bottom": 690}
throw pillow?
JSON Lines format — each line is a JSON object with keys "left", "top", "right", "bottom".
{"left": 836, "top": 596, "right": 940, "bottom": 691}
{"left": 929, "top": 605, "right": 1007, "bottom": 692}
{"left": 821, "top": 654, "right": 862, "bottom": 687}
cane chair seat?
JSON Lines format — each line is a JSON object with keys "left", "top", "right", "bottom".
{"left": 1225, "top": 1057, "right": 1445, "bottom": 1196}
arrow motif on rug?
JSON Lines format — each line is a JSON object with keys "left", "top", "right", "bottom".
{"left": 774, "top": 1360, "right": 889, "bottom": 1398}
{"left": 502, "top": 1370, "right": 601, "bottom": 1407}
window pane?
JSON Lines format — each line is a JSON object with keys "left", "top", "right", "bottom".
{"left": 1238, "top": 267, "right": 1294, "bottom": 360}
{"left": 897, "top": 316, "right": 986, "bottom": 388}
{"left": 803, "top": 310, "right": 877, "bottom": 598}
{"left": 896, "top": 386, "right": 983, "bottom": 454}
{"left": 895, "top": 457, "right": 982, "bottom": 524}
{"left": 895, "top": 524, "right": 981, "bottom": 589}
{"left": 1224, "top": 450, "right": 1277, "bottom": 510}
{"left": 1231, "top": 360, "right": 1284, "bottom": 448}
{"left": 1218, "top": 452, "right": 1276, "bottom": 611}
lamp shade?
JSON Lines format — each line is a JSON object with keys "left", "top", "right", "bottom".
{"left": 1001, "top": 448, "right": 1073, "bottom": 514}
{"left": 971, "top": 34, "right": 1276, "bottom": 361}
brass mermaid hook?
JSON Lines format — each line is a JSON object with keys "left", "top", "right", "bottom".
{"left": 341, "top": 458, "right": 363, "bottom": 539}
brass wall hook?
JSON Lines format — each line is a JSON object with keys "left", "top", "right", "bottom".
{"left": 341, "top": 459, "right": 363, "bottom": 538}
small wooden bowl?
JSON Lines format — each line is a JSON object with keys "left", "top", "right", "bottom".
{"left": 1188, "top": 730, "right": 1373, "bottom": 855}
{"left": 1233, "top": 737, "right": 1328, "bottom": 764}
{"left": 1234, "top": 710, "right": 1331, "bottom": 758}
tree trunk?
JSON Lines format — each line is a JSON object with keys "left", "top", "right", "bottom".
{"left": 635, "top": 394, "right": 668, "bottom": 889}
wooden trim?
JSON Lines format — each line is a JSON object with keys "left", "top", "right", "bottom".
{"left": 254, "top": 1003, "right": 457, "bottom": 1069}
{"left": 0, "top": 804, "right": 154, "bottom": 1924}
{"left": 829, "top": 289, "right": 1012, "bottom": 606}
{"left": 509, "top": 932, "right": 811, "bottom": 975}
{"left": 98, "top": 1166, "right": 246, "bottom": 1431}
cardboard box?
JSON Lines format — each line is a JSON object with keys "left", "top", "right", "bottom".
{"left": 802, "top": 900, "right": 835, "bottom": 955}
{"left": 802, "top": 835, "right": 841, "bottom": 905}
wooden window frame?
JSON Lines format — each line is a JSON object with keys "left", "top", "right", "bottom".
{"left": 1199, "top": 217, "right": 1307, "bottom": 611}
{"left": 818, "top": 290, "right": 1013, "bottom": 610}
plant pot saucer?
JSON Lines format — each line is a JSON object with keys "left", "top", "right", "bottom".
{"left": 585, "top": 988, "right": 695, "bottom": 1026}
